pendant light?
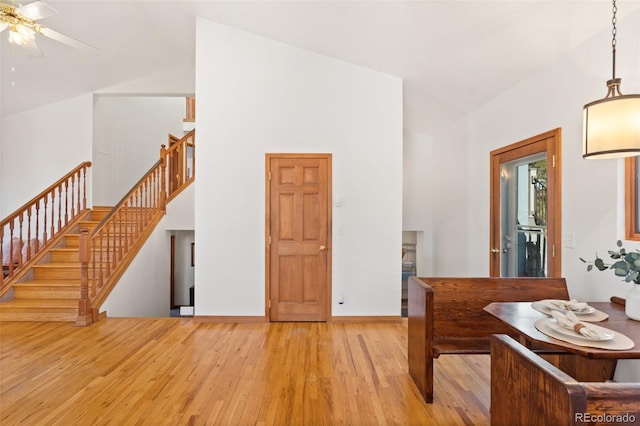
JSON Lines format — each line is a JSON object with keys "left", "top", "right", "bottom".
{"left": 583, "top": 0, "right": 640, "bottom": 159}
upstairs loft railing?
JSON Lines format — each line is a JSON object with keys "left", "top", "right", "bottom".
{"left": 1, "top": 162, "right": 92, "bottom": 290}
{"left": 77, "top": 130, "right": 195, "bottom": 325}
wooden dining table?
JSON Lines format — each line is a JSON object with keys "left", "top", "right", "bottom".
{"left": 483, "top": 301, "right": 640, "bottom": 381}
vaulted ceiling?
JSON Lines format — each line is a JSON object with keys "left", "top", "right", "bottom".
{"left": 2, "top": 1, "right": 639, "bottom": 135}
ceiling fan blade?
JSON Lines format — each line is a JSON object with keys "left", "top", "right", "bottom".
{"left": 15, "top": 1, "right": 58, "bottom": 21}
{"left": 20, "top": 37, "right": 43, "bottom": 57}
{"left": 39, "top": 26, "right": 98, "bottom": 53}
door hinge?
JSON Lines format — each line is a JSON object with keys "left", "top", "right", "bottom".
{"left": 268, "top": 235, "right": 271, "bottom": 245}
{"left": 268, "top": 299, "right": 271, "bottom": 309}
{"left": 552, "top": 154, "right": 556, "bottom": 168}
{"left": 552, "top": 244, "right": 556, "bottom": 258}
{"left": 269, "top": 171, "right": 272, "bottom": 180}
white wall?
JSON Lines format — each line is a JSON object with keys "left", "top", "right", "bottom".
{"left": 195, "top": 20, "right": 403, "bottom": 317}
{"left": 164, "top": 183, "right": 195, "bottom": 230}
{"left": 430, "top": 10, "right": 640, "bottom": 380}
{"left": 0, "top": 94, "right": 93, "bottom": 216}
{"left": 92, "top": 96, "right": 185, "bottom": 206}
{"left": 173, "top": 230, "right": 195, "bottom": 306}
{"left": 95, "top": 66, "right": 194, "bottom": 97}
{"left": 101, "top": 216, "right": 171, "bottom": 317}
{"left": 403, "top": 130, "right": 434, "bottom": 276}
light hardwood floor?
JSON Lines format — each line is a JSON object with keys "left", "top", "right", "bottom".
{"left": 0, "top": 318, "right": 490, "bottom": 425}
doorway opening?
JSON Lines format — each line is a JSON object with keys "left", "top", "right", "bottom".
{"left": 170, "top": 230, "right": 195, "bottom": 317}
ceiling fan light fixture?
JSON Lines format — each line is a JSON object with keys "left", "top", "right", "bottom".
{"left": 8, "top": 22, "right": 34, "bottom": 45}
{"left": 582, "top": 0, "right": 640, "bottom": 159}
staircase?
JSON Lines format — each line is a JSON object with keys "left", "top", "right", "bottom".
{"left": 0, "top": 207, "right": 111, "bottom": 322}
{"left": 1, "top": 128, "right": 195, "bottom": 325}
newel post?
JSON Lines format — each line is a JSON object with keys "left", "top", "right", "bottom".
{"left": 160, "top": 144, "right": 167, "bottom": 210}
{"left": 76, "top": 228, "right": 92, "bottom": 326}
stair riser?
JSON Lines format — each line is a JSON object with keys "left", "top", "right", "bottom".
{"left": 66, "top": 235, "right": 134, "bottom": 249}
{"left": 34, "top": 267, "right": 81, "bottom": 280}
{"left": 50, "top": 252, "right": 118, "bottom": 263}
{"left": 0, "top": 311, "right": 78, "bottom": 322}
{"left": 50, "top": 251, "right": 79, "bottom": 263}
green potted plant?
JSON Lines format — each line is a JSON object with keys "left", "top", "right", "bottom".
{"left": 580, "top": 240, "right": 640, "bottom": 320}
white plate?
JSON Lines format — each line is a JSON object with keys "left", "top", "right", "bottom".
{"left": 545, "top": 318, "right": 614, "bottom": 342}
{"left": 541, "top": 299, "right": 595, "bottom": 315}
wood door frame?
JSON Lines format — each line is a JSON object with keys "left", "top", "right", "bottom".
{"left": 489, "top": 128, "right": 562, "bottom": 277}
{"left": 170, "top": 234, "right": 176, "bottom": 309}
{"left": 265, "top": 153, "right": 333, "bottom": 321}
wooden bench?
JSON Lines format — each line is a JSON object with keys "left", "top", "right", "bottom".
{"left": 407, "top": 276, "right": 569, "bottom": 403}
{"left": 491, "top": 334, "right": 640, "bottom": 425}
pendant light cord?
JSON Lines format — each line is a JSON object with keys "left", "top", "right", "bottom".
{"left": 611, "top": 0, "right": 617, "bottom": 80}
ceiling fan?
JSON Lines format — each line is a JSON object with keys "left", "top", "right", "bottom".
{"left": 0, "top": 0, "right": 97, "bottom": 55}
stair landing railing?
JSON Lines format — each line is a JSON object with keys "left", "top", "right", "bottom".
{"left": 77, "top": 130, "right": 195, "bottom": 325}
{"left": 1, "top": 162, "right": 92, "bottom": 291}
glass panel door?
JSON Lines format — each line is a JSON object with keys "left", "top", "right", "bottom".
{"left": 500, "top": 153, "right": 547, "bottom": 277}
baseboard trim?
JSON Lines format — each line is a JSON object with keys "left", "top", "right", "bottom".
{"left": 330, "top": 315, "right": 403, "bottom": 323}
{"left": 193, "top": 315, "right": 403, "bottom": 324}
{"left": 195, "top": 315, "right": 268, "bottom": 323}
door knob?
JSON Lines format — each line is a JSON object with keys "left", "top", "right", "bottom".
{"left": 491, "top": 248, "right": 500, "bottom": 253}
{"left": 319, "top": 245, "right": 327, "bottom": 251}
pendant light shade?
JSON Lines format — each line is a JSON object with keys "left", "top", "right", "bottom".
{"left": 582, "top": 0, "right": 640, "bottom": 159}
{"left": 583, "top": 92, "right": 640, "bottom": 159}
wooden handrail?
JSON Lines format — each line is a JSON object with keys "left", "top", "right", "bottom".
{"left": 2, "top": 162, "right": 92, "bottom": 289}
{"left": 77, "top": 131, "right": 195, "bottom": 325}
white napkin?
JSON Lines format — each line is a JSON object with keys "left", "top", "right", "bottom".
{"left": 551, "top": 299, "right": 590, "bottom": 312}
{"left": 550, "top": 311, "right": 602, "bottom": 340}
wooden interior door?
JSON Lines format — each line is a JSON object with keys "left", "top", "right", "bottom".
{"left": 267, "top": 154, "right": 332, "bottom": 321}
{"left": 489, "top": 129, "right": 562, "bottom": 277}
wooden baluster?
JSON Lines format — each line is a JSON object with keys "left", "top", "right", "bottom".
{"left": 154, "top": 169, "right": 159, "bottom": 209}
{"left": 35, "top": 203, "right": 40, "bottom": 248}
{"left": 50, "top": 191, "right": 55, "bottom": 242}
{"left": 64, "top": 180, "right": 69, "bottom": 226}
{"left": 160, "top": 144, "right": 167, "bottom": 210}
{"left": 57, "top": 184, "right": 62, "bottom": 236}
{"left": 80, "top": 167, "right": 84, "bottom": 213}
{"left": 106, "top": 222, "right": 112, "bottom": 279}
{"left": 18, "top": 214, "right": 24, "bottom": 267}
{"left": 42, "top": 195, "right": 48, "bottom": 244}
{"left": 0, "top": 227, "right": 4, "bottom": 278}
{"left": 182, "top": 139, "right": 186, "bottom": 186}
{"left": 26, "top": 208, "right": 32, "bottom": 261}
{"left": 98, "top": 231, "right": 104, "bottom": 289}
{"left": 135, "top": 191, "right": 140, "bottom": 237}
{"left": 124, "top": 201, "right": 130, "bottom": 252}
{"left": 7, "top": 223, "right": 14, "bottom": 276}
{"left": 0, "top": 228, "right": 4, "bottom": 283}
{"left": 145, "top": 178, "right": 150, "bottom": 225}
{"left": 76, "top": 228, "right": 92, "bottom": 326}
{"left": 118, "top": 210, "right": 123, "bottom": 262}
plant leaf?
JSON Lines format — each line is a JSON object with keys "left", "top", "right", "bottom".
{"left": 594, "top": 258, "right": 607, "bottom": 271}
